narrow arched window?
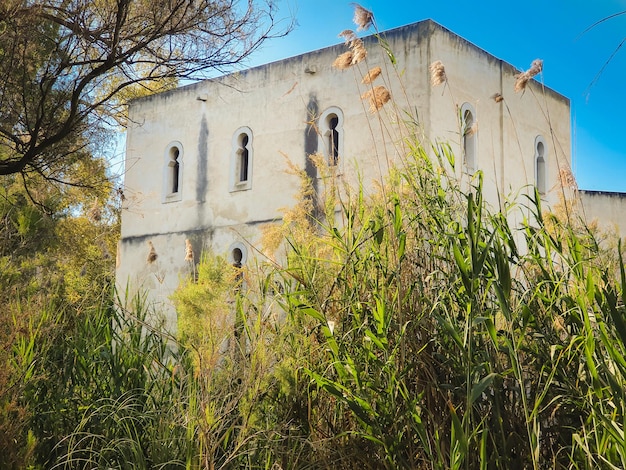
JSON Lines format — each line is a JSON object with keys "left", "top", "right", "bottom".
{"left": 535, "top": 136, "right": 547, "bottom": 194}
{"left": 319, "top": 107, "right": 344, "bottom": 167}
{"left": 239, "top": 134, "right": 249, "bottom": 182}
{"left": 163, "top": 142, "right": 183, "bottom": 203}
{"left": 170, "top": 147, "right": 180, "bottom": 193}
{"left": 229, "top": 242, "right": 247, "bottom": 292}
{"left": 230, "top": 127, "right": 253, "bottom": 191}
{"left": 461, "top": 103, "right": 477, "bottom": 171}
{"left": 232, "top": 247, "right": 243, "bottom": 268}
{"left": 328, "top": 115, "right": 339, "bottom": 165}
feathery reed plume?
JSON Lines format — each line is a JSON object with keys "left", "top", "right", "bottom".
{"left": 339, "top": 29, "right": 357, "bottom": 45}
{"left": 491, "top": 92, "right": 504, "bottom": 103}
{"left": 352, "top": 3, "right": 374, "bottom": 31}
{"left": 333, "top": 51, "right": 354, "bottom": 69}
{"left": 362, "top": 66, "right": 382, "bottom": 84}
{"left": 87, "top": 198, "right": 102, "bottom": 222}
{"left": 147, "top": 241, "right": 158, "bottom": 264}
{"left": 429, "top": 60, "right": 447, "bottom": 86}
{"left": 184, "top": 239, "right": 194, "bottom": 262}
{"left": 350, "top": 38, "right": 367, "bottom": 64}
{"left": 333, "top": 26, "right": 367, "bottom": 69}
{"left": 514, "top": 74, "right": 529, "bottom": 93}
{"left": 559, "top": 167, "right": 578, "bottom": 189}
{"left": 514, "top": 58, "right": 543, "bottom": 92}
{"left": 465, "top": 121, "right": 478, "bottom": 136}
{"left": 528, "top": 59, "right": 543, "bottom": 77}
{"left": 361, "top": 86, "right": 391, "bottom": 113}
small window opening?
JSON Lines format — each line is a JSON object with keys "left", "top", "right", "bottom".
{"left": 328, "top": 115, "right": 339, "bottom": 165}
{"left": 232, "top": 247, "right": 243, "bottom": 268}
{"left": 462, "top": 109, "right": 476, "bottom": 170}
{"left": 239, "top": 134, "right": 249, "bottom": 182}
{"left": 536, "top": 139, "right": 546, "bottom": 194}
{"left": 230, "top": 127, "right": 253, "bottom": 191}
{"left": 169, "top": 147, "right": 180, "bottom": 193}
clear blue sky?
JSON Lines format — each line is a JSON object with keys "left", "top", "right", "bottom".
{"left": 244, "top": 0, "right": 626, "bottom": 192}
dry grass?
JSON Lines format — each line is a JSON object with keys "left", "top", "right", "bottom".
{"left": 350, "top": 39, "right": 367, "bottom": 65}
{"left": 352, "top": 3, "right": 374, "bottom": 31}
{"left": 146, "top": 240, "right": 158, "bottom": 264}
{"left": 333, "top": 51, "right": 354, "bottom": 70}
{"left": 184, "top": 239, "right": 194, "bottom": 262}
{"left": 465, "top": 121, "right": 478, "bottom": 136}
{"left": 559, "top": 167, "right": 578, "bottom": 189}
{"left": 362, "top": 66, "right": 382, "bottom": 84}
{"left": 429, "top": 60, "right": 447, "bottom": 86}
{"left": 339, "top": 29, "right": 357, "bottom": 44}
{"left": 514, "top": 58, "right": 543, "bottom": 92}
{"left": 361, "top": 86, "right": 391, "bottom": 113}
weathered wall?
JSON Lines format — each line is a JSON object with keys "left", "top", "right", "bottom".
{"left": 580, "top": 190, "right": 626, "bottom": 238}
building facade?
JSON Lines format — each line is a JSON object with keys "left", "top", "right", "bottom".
{"left": 117, "top": 20, "right": 577, "bottom": 330}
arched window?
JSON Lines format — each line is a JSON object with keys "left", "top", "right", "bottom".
{"left": 228, "top": 242, "right": 247, "bottom": 290}
{"left": 170, "top": 147, "right": 180, "bottom": 193}
{"left": 461, "top": 103, "right": 477, "bottom": 171}
{"left": 163, "top": 141, "right": 183, "bottom": 203}
{"left": 230, "top": 127, "right": 253, "bottom": 191}
{"left": 328, "top": 115, "right": 339, "bottom": 165}
{"left": 239, "top": 134, "right": 250, "bottom": 182}
{"left": 319, "top": 107, "right": 344, "bottom": 166}
{"left": 232, "top": 247, "right": 243, "bottom": 267}
{"left": 535, "top": 136, "right": 547, "bottom": 194}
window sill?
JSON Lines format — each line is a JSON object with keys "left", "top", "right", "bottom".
{"left": 163, "top": 192, "right": 182, "bottom": 203}
{"left": 230, "top": 181, "right": 252, "bottom": 192}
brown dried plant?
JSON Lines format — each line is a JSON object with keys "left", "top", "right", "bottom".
{"left": 332, "top": 36, "right": 367, "bottom": 69}
{"left": 352, "top": 3, "right": 374, "bottom": 31}
{"left": 184, "top": 239, "right": 194, "bottom": 262}
{"left": 465, "top": 121, "right": 478, "bottom": 137}
{"left": 350, "top": 38, "right": 367, "bottom": 65}
{"left": 333, "top": 51, "right": 354, "bottom": 70}
{"left": 429, "top": 60, "right": 447, "bottom": 86}
{"left": 514, "top": 58, "right": 543, "bottom": 92}
{"left": 361, "top": 86, "right": 392, "bottom": 113}
{"left": 559, "top": 167, "right": 578, "bottom": 189}
{"left": 362, "top": 66, "right": 382, "bottom": 84}
{"left": 147, "top": 240, "right": 158, "bottom": 264}
{"left": 339, "top": 29, "right": 357, "bottom": 45}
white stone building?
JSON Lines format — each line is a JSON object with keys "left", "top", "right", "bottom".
{"left": 117, "top": 19, "right": 609, "bottom": 329}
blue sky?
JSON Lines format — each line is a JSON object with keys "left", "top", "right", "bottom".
{"left": 245, "top": 0, "right": 626, "bottom": 192}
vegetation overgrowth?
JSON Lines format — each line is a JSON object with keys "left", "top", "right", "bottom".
{"left": 2, "top": 4, "right": 626, "bottom": 469}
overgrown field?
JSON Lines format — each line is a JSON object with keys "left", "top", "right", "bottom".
{"left": 3, "top": 5, "right": 626, "bottom": 469}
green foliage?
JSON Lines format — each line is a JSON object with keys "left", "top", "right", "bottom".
{"left": 15, "top": 289, "right": 191, "bottom": 469}
{"left": 0, "top": 155, "right": 119, "bottom": 468}
{"left": 168, "top": 139, "right": 626, "bottom": 468}
{"left": 5, "top": 110, "right": 626, "bottom": 469}
{"left": 265, "top": 145, "right": 626, "bottom": 468}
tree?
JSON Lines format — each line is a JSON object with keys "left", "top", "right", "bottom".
{"left": 0, "top": 0, "right": 287, "bottom": 181}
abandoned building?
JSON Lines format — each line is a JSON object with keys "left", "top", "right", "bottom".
{"left": 116, "top": 19, "right": 624, "bottom": 330}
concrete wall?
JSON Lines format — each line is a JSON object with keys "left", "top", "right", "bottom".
{"left": 116, "top": 19, "right": 572, "bottom": 330}
{"left": 580, "top": 190, "right": 626, "bottom": 238}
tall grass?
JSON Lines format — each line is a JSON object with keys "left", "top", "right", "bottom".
{"left": 167, "top": 138, "right": 626, "bottom": 468}
{"left": 170, "top": 15, "right": 626, "bottom": 464}
{"left": 8, "top": 5, "right": 626, "bottom": 469}
{"left": 12, "top": 285, "right": 192, "bottom": 469}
